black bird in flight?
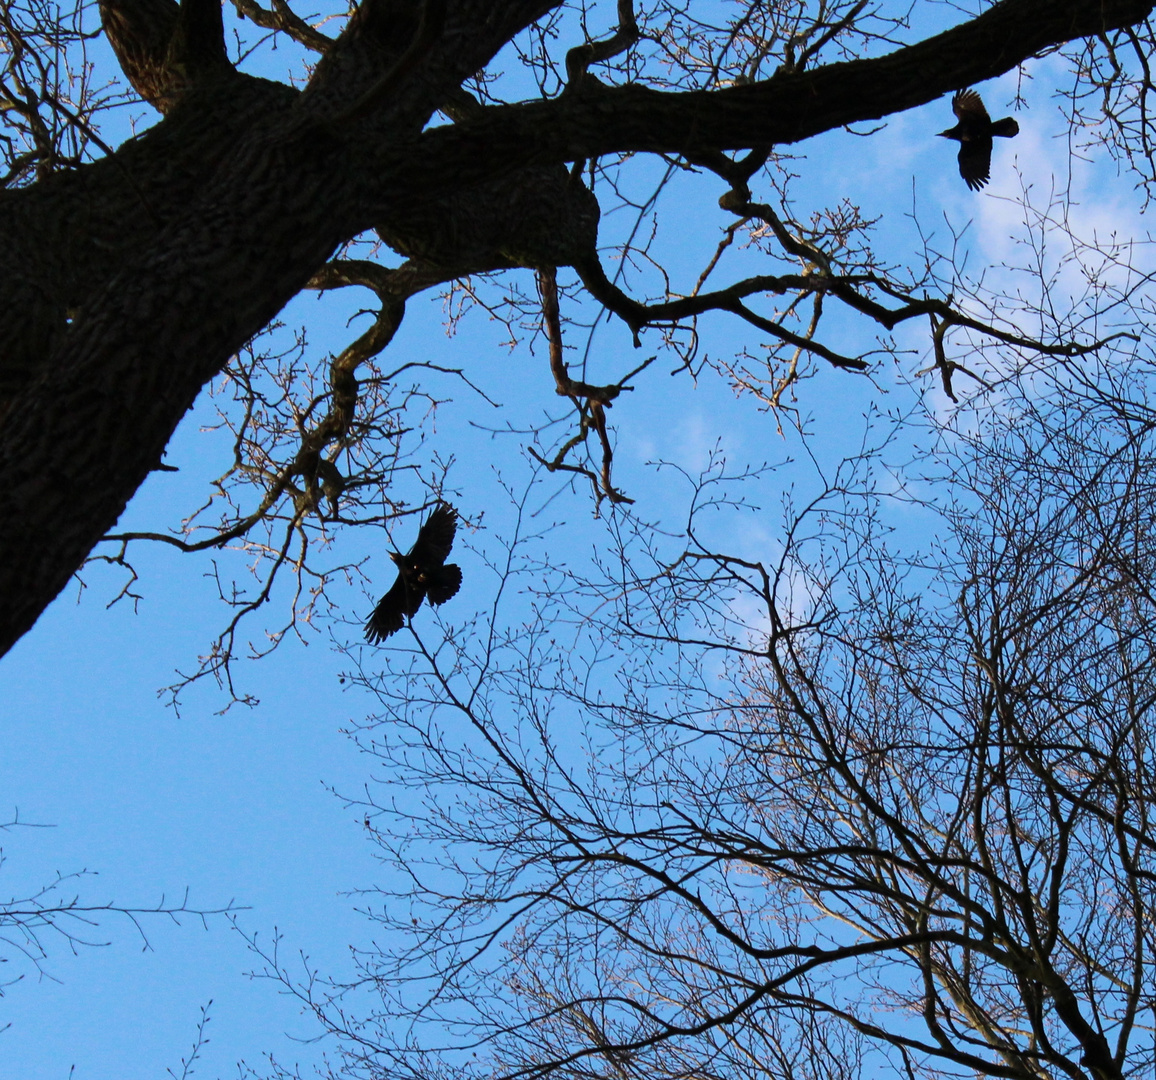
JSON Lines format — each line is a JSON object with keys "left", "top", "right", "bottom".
{"left": 365, "top": 503, "right": 462, "bottom": 643}
{"left": 938, "top": 89, "right": 1019, "bottom": 191}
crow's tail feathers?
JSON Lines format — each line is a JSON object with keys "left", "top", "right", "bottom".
{"left": 426, "top": 564, "right": 462, "bottom": 606}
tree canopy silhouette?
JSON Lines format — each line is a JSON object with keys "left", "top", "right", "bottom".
{"left": 7, "top": 2, "right": 1156, "bottom": 1075}
{"left": 334, "top": 359, "right": 1156, "bottom": 1080}
{"left": 1, "top": 0, "right": 1153, "bottom": 664}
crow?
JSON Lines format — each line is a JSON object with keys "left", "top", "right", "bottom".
{"left": 365, "top": 503, "right": 462, "bottom": 643}
{"left": 938, "top": 89, "right": 1019, "bottom": 191}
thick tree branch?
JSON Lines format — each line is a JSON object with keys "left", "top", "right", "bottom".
{"left": 100, "top": 0, "right": 236, "bottom": 113}
{"left": 387, "top": 0, "right": 1155, "bottom": 199}
{"left": 231, "top": 0, "right": 333, "bottom": 54}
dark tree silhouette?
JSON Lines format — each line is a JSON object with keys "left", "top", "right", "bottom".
{"left": 6, "top": 2, "right": 1156, "bottom": 1074}
{"left": 364, "top": 502, "right": 461, "bottom": 643}
{"left": 1, "top": 0, "right": 1153, "bottom": 664}
{"left": 321, "top": 356, "right": 1156, "bottom": 1080}
{"left": 937, "top": 88, "right": 1020, "bottom": 190}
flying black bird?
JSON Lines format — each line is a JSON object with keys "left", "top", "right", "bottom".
{"left": 938, "top": 89, "right": 1019, "bottom": 191}
{"left": 365, "top": 503, "right": 462, "bottom": 643}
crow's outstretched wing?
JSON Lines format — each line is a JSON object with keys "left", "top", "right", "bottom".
{"left": 365, "top": 574, "right": 415, "bottom": 643}
{"left": 952, "top": 88, "right": 989, "bottom": 123}
{"left": 957, "top": 141, "right": 992, "bottom": 191}
{"left": 410, "top": 503, "right": 457, "bottom": 563}
{"left": 950, "top": 89, "right": 993, "bottom": 190}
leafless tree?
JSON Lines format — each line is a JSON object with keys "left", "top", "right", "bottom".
{"left": 2, "top": 0, "right": 1154, "bottom": 690}
{"left": 255, "top": 348, "right": 1156, "bottom": 1080}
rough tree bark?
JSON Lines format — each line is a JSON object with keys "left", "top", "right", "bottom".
{"left": 1, "top": 0, "right": 1151, "bottom": 654}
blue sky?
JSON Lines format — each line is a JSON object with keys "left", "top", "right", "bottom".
{"left": 0, "top": 3, "right": 1136, "bottom": 1075}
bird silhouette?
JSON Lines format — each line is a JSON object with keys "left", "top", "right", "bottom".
{"left": 938, "top": 89, "right": 1018, "bottom": 191}
{"left": 365, "top": 503, "right": 462, "bottom": 643}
